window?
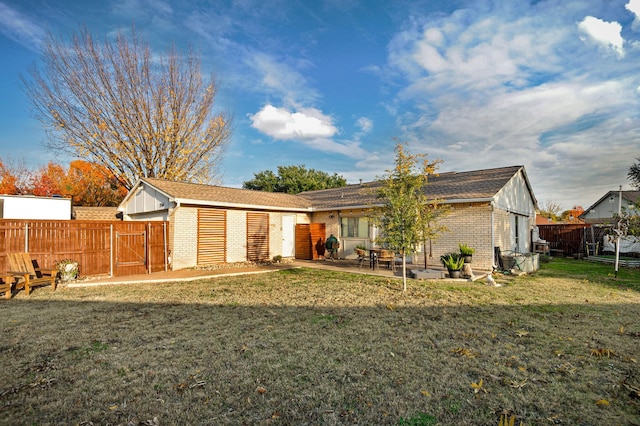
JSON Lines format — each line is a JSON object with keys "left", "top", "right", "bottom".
{"left": 340, "top": 217, "right": 369, "bottom": 238}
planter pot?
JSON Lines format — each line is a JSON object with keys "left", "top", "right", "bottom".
{"left": 58, "top": 262, "right": 79, "bottom": 282}
{"left": 448, "top": 269, "right": 462, "bottom": 278}
{"left": 463, "top": 255, "right": 472, "bottom": 264}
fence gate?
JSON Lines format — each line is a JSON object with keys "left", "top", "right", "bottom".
{"left": 115, "top": 230, "right": 147, "bottom": 276}
{"left": 295, "top": 223, "right": 326, "bottom": 260}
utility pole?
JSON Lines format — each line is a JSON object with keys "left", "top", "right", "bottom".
{"left": 615, "top": 185, "right": 622, "bottom": 278}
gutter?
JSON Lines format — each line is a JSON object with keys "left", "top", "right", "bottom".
{"left": 174, "top": 198, "right": 313, "bottom": 213}
{"left": 312, "top": 198, "right": 496, "bottom": 212}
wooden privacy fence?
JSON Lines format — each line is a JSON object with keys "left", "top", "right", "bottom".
{"left": 538, "top": 224, "right": 590, "bottom": 256}
{"left": 0, "top": 220, "right": 168, "bottom": 277}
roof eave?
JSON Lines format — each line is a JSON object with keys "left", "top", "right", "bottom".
{"left": 444, "top": 197, "right": 494, "bottom": 204}
{"left": 175, "top": 198, "right": 312, "bottom": 212}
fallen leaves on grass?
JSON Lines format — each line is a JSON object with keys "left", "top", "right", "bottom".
{"left": 595, "top": 399, "right": 609, "bottom": 406}
{"left": 590, "top": 348, "right": 616, "bottom": 358}
{"left": 451, "top": 347, "right": 478, "bottom": 358}
{"left": 498, "top": 413, "right": 520, "bottom": 426}
{"left": 508, "top": 378, "right": 528, "bottom": 389}
{"left": 471, "top": 378, "right": 487, "bottom": 394}
{"left": 256, "top": 386, "right": 267, "bottom": 394}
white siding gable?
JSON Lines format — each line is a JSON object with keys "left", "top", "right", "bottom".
{"left": 493, "top": 171, "right": 535, "bottom": 217}
{"left": 125, "top": 184, "right": 170, "bottom": 215}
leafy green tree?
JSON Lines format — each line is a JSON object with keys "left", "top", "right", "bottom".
{"left": 243, "top": 165, "right": 346, "bottom": 194}
{"left": 370, "top": 142, "right": 445, "bottom": 291}
{"left": 629, "top": 157, "right": 640, "bottom": 189}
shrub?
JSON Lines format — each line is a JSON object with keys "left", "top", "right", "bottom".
{"left": 458, "top": 243, "right": 475, "bottom": 255}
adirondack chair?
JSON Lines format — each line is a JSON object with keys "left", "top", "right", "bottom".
{"left": 7, "top": 253, "right": 58, "bottom": 295}
{"left": 0, "top": 274, "right": 16, "bottom": 299}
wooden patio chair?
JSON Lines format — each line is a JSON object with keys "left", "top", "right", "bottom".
{"left": 0, "top": 274, "right": 17, "bottom": 299}
{"left": 355, "top": 248, "right": 368, "bottom": 269}
{"left": 7, "top": 253, "right": 58, "bottom": 295}
{"left": 376, "top": 249, "right": 396, "bottom": 272}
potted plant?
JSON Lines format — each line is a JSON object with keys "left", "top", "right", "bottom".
{"left": 55, "top": 259, "right": 79, "bottom": 282}
{"left": 441, "top": 253, "right": 464, "bottom": 278}
{"left": 458, "top": 243, "right": 475, "bottom": 263}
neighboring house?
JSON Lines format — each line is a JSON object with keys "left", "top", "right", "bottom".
{"left": 579, "top": 190, "right": 640, "bottom": 224}
{"left": 118, "top": 165, "right": 537, "bottom": 271}
{"left": 0, "top": 195, "right": 72, "bottom": 220}
{"left": 72, "top": 206, "right": 121, "bottom": 221}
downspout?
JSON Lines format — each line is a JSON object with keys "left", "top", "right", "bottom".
{"left": 490, "top": 200, "right": 495, "bottom": 269}
{"left": 166, "top": 201, "right": 179, "bottom": 269}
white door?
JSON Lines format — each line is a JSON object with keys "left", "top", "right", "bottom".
{"left": 282, "top": 215, "right": 295, "bottom": 257}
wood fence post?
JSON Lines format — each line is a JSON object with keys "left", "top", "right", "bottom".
{"left": 147, "top": 222, "right": 151, "bottom": 274}
{"left": 109, "top": 224, "right": 113, "bottom": 277}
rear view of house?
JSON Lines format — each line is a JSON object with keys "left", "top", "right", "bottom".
{"left": 118, "top": 165, "right": 537, "bottom": 271}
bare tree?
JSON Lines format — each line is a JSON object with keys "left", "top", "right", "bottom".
{"left": 23, "top": 28, "right": 232, "bottom": 189}
{"left": 537, "top": 200, "right": 563, "bottom": 222}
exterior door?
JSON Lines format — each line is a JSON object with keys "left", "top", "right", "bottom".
{"left": 282, "top": 215, "right": 295, "bottom": 257}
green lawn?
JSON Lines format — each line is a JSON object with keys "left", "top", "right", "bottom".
{"left": 0, "top": 258, "right": 639, "bottom": 425}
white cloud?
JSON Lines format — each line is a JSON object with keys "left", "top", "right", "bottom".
{"left": 0, "top": 2, "right": 45, "bottom": 51}
{"left": 577, "top": 16, "right": 624, "bottom": 58}
{"left": 356, "top": 117, "right": 373, "bottom": 133}
{"left": 626, "top": 0, "right": 640, "bottom": 18}
{"left": 384, "top": 1, "right": 640, "bottom": 208}
{"left": 389, "top": 10, "right": 568, "bottom": 96}
{"left": 245, "top": 52, "right": 320, "bottom": 106}
{"left": 249, "top": 104, "right": 337, "bottom": 140}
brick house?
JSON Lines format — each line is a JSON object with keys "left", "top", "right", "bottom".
{"left": 118, "top": 165, "right": 537, "bottom": 271}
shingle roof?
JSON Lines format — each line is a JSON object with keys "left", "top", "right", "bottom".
{"left": 142, "top": 178, "right": 313, "bottom": 210}
{"left": 299, "top": 165, "right": 525, "bottom": 209}
{"left": 137, "top": 165, "right": 526, "bottom": 212}
{"left": 623, "top": 191, "right": 640, "bottom": 204}
{"left": 72, "top": 206, "right": 120, "bottom": 220}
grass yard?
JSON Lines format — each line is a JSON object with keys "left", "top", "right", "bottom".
{"left": 1, "top": 258, "right": 640, "bottom": 425}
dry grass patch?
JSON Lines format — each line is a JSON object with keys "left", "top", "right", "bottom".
{"left": 1, "top": 264, "right": 640, "bottom": 425}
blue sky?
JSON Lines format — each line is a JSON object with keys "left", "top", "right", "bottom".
{"left": 1, "top": 0, "right": 640, "bottom": 210}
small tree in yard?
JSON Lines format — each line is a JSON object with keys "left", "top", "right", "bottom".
{"left": 370, "top": 142, "right": 447, "bottom": 291}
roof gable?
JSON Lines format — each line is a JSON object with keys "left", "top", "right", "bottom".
{"left": 580, "top": 190, "right": 640, "bottom": 218}
{"left": 140, "top": 178, "right": 313, "bottom": 211}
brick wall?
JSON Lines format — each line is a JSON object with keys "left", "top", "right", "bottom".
{"left": 427, "top": 203, "right": 494, "bottom": 270}
{"left": 170, "top": 206, "right": 198, "bottom": 269}
{"left": 268, "top": 212, "right": 283, "bottom": 260}
{"left": 226, "top": 210, "right": 246, "bottom": 262}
